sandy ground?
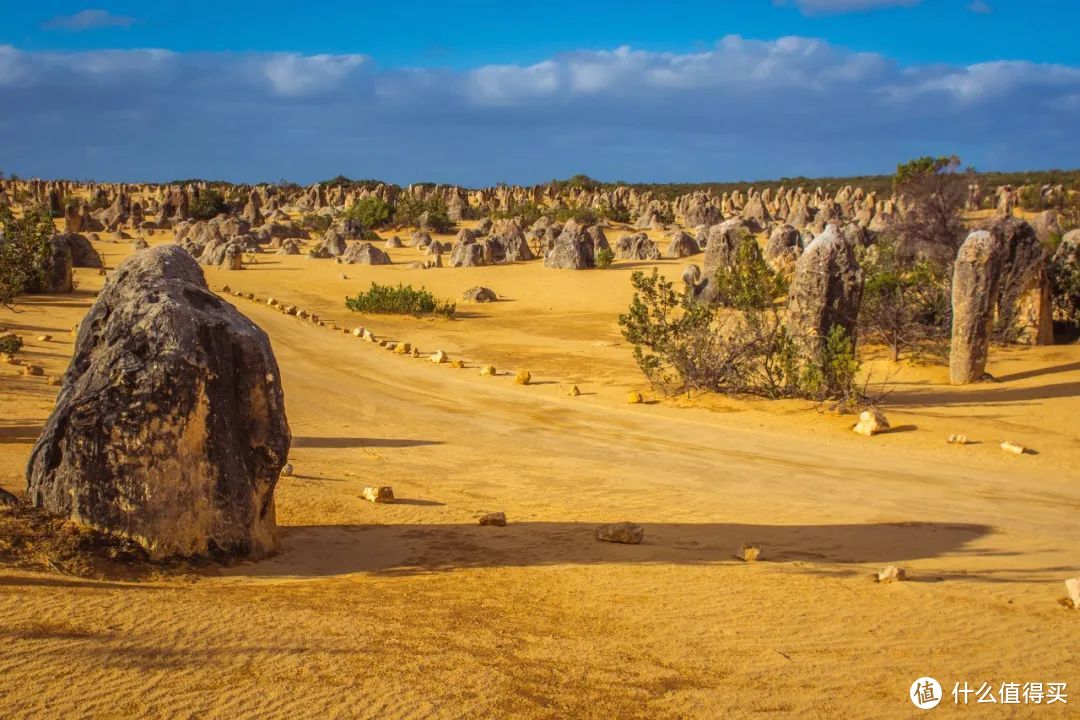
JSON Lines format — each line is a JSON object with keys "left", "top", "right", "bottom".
{"left": 0, "top": 230, "right": 1077, "bottom": 718}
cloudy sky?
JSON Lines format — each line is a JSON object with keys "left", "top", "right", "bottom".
{"left": 1, "top": 1, "right": 1078, "bottom": 186}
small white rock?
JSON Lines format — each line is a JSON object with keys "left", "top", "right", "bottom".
{"left": 1001, "top": 441, "right": 1027, "bottom": 455}
{"left": 1066, "top": 577, "right": 1080, "bottom": 610}
{"left": 431, "top": 350, "right": 448, "bottom": 364}
{"left": 947, "top": 434, "right": 969, "bottom": 445}
{"left": 737, "top": 544, "right": 761, "bottom": 562}
{"left": 362, "top": 486, "right": 395, "bottom": 504}
{"left": 876, "top": 565, "right": 907, "bottom": 583}
{"left": 280, "top": 463, "right": 293, "bottom": 477}
{"left": 853, "top": 409, "right": 889, "bottom": 437}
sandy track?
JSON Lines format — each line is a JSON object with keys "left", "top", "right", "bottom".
{"left": 0, "top": 253, "right": 1078, "bottom": 718}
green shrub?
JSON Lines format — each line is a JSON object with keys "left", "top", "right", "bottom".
{"left": 393, "top": 196, "right": 454, "bottom": 233}
{"left": 799, "top": 326, "right": 862, "bottom": 409}
{"left": 343, "top": 196, "right": 392, "bottom": 230}
{"left": 190, "top": 188, "right": 228, "bottom": 220}
{"left": 346, "top": 282, "right": 456, "bottom": 318}
{"left": 491, "top": 202, "right": 543, "bottom": 226}
{"left": 858, "top": 236, "right": 951, "bottom": 361}
{"left": 300, "top": 213, "right": 334, "bottom": 233}
{"left": 552, "top": 204, "right": 599, "bottom": 225}
{"left": 596, "top": 247, "right": 615, "bottom": 268}
{"left": 0, "top": 206, "right": 55, "bottom": 307}
{"left": 618, "top": 240, "right": 865, "bottom": 406}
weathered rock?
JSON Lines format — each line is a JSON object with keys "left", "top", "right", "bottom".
{"left": 990, "top": 218, "right": 1053, "bottom": 345}
{"left": 1000, "top": 440, "right": 1027, "bottom": 455}
{"left": 362, "top": 486, "right": 395, "bottom": 503}
{"left": 220, "top": 243, "right": 244, "bottom": 270}
{"left": 514, "top": 369, "right": 531, "bottom": 385}
{"left": 615, "top": 233, "right": 661, "bottom": 261}
{"left": 34, "top": 236, "right": 74, "bottom": 294}
{"left": 341, "top": 242, "right": 391, "bottom": 265}
{"left": 1066, "top": 577, "right": 1080, "bottom": 610}
{"left": 544, "top": 220, "right": 595, "bottom": 269}
{"left": 26, "top": 246, "right": 290, "bottom": 559}
{"left": 627, "top": 391, "right": 643, "bottom": 404}
{"left": 737, "top": 544, "right": 761, "bottom": 562}
{"left": 853, "top": 410, "right": 889, "bottom": 437}
{"left": 0, "top": 487, "right": 19, "bottom": 507}
{"left": 479, "top": 511, "right": 507, "bottom": 527}
{"left": 666, "top": 230, "right": 700, "bottom": 258}
{"left": 950, "top": 230, "right": 1004, "bottom": 384}
{"left": 480, "top": 365, "right": 496, "bottom": 376}
{"left": 765, "top": 224, "right": 801, "bottom": 261}
{"left": 431, "top": 350, "right": 448, "bottom": 364}
{"left": 876, "top": 566, "right": 906, "bottom": 583}
{"left": 462, "top": 286, "right": 497, "bottom": 303}
{"left": 59, "top": 233, "right": 104, "bottom": 268}
{"left": 321, "top": 229, "right": 347, "bottom": 257}
{"left": 785, "top": 225, "right": 863, "bottom": 361}
{"left": 450, "top": 241, "right": 485, "bottom": 267}
{"left": 596, "top": 522, "right": 644, "bottom": 544}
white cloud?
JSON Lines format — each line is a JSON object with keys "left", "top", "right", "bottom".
{"left": 260, "top": 53, "right": 368, "bottom": 97}
{"left": 0, "top": 37, "right": 1076, "bottom": 184}
{"left": 42, "top": 9, "right": 136, "bottom": 31}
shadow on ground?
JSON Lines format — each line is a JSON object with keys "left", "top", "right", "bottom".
{"left": 221, "top": 520, "right": 996, "bottom": 579}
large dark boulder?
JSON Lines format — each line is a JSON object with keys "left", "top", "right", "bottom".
{"left": 26, "top": 245, "right": 290, "bottom": 559}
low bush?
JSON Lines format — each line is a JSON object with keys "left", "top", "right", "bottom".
{"left": 299, "top": 212, "right": 334, "bottom": 233}
{"left": 343, "top": 196, "right": 392, "bottom": 230}
{"left": 189, "top": 188, "right": 228, "bottom": 221}
{"left": 858, "top": 236, "right": 951, "bottom": 361}
{"left": 596, "top": 247, "right": 615, "bottom": 268}
{"left": 346, "top": 282, "right": 456, "bottom": 318}
{"left": 0, "top": 206, "right": 55, "bottom": 307}
{"left": 618, "top": 236, "right": 864, "bottom": 406}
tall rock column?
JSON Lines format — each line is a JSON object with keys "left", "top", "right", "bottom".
{"left": 949, "top": 230, "right": 1004, "bottom": 384}
{"left": 785, "top": 224, "right": 864, "bottom": 363}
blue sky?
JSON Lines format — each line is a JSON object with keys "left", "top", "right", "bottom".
{"left": 1, "top": 1, "right": 1078, "bottom": 185}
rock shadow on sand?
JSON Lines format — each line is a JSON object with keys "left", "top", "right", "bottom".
{"left": 225, "top": 520, "right": 994, "bottom": 579}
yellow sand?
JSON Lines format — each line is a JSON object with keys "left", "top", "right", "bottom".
{"left": 0, "top": 230, "right": 1077, "bottom": 718}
